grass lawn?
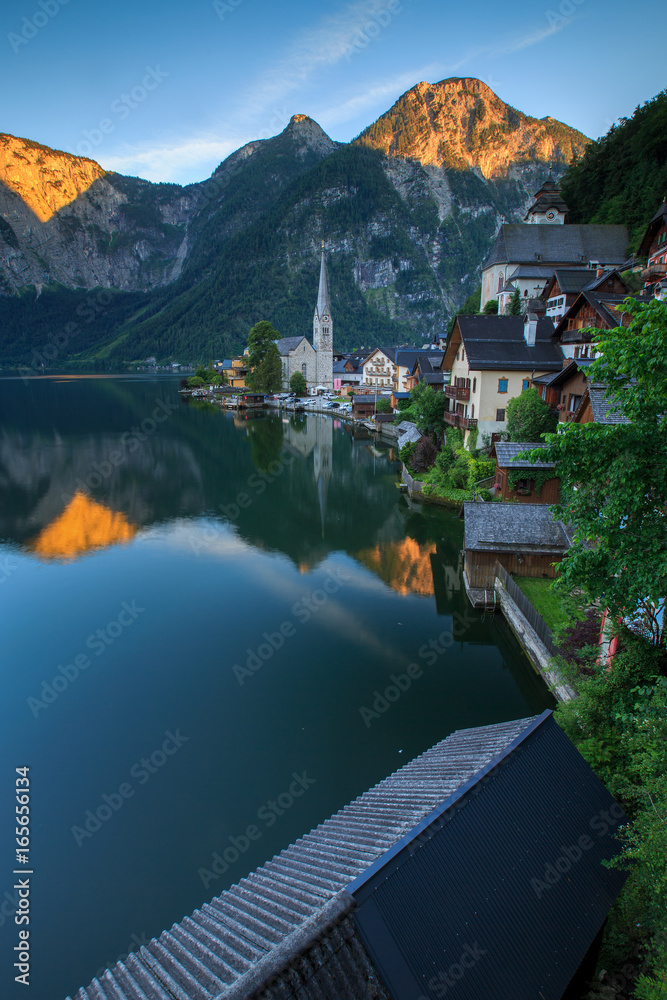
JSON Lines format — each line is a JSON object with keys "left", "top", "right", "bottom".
{"left": 513, "top": 577, "right": 583, "bottom": 634}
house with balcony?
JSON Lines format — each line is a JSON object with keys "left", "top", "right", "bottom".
{"left": 552, "top": 282, "right": 645, "bottom": 360}
{"left": 638, "top": 199, "right": 667, "bottom": 298}
{"left": 531, "top": 358, "right": 594, "bottom": 421}
{"left": 222, "top": 355, "right": 250, "bottom": 388}
{"left": 361, "top": 348, "right": 445, "bottom": 394}
{"left": 443, "top": 313, "right": 563, "bottom": 445}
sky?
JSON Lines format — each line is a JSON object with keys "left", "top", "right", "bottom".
{"left": 1, "top": 0, "right": 664, "bottom": 186}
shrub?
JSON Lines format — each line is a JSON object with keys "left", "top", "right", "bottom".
{"left": 399, "top": 441, "right": 417, "bottom": 465}
{"left": 435, "top": 445, "right": 456, "bottom": 472}
{"left": 410, "top": 436, "right": 438, "bottom": 472}
{"left": 467, "top": 457, "right": 496, "bottom": 490}
{"left": 449, "top": 454, "right": 470, "bottom": 489}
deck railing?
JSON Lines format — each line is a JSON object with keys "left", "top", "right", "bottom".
{"left": 495, "top": 561, "right": 559, "bottom": 657}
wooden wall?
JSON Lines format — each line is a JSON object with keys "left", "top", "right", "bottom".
{"left": 496, "top": 469, "right": 560, "bottom": 504}
{"left": 465, "top": 549, "right": 563, "bottom": 589}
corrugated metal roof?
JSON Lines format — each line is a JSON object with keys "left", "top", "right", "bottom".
{"left": 69, "top": 719, "right": 533, "bottom": 1000}
{"left": 351, "top": 713, "right": 628, "bottom": 1000}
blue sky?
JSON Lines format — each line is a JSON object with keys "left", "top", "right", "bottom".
{"left": 1, "top": 0, "right": 663, "bottom": 185}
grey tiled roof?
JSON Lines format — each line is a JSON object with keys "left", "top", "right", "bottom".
{"left": 464, "top": 502, "right": 570, "bottom": 553}
{"left": 456, "top": 315, "right": 562, "bottom": 371}
{"left": 68, "top": 718, "right": 534, "bottom": 1000}
{"left": 494, "top": 442, "right": 555, "bottom": 469}
{"left": 484, "top": 224, "right": 628, "bottom": 269}
{"left": 588, "top": 383, "right": 630, "bottom": 424}
{"left": 276, "top": 336, "right": 309, "bottom": 356}
{"left": 422, "top": 373, "right": 445, "bottom": 384}
{"left": 549, "top": 268, "right": 595, "bottom": 295}
{"left": 508, "top": 264, "right": 555, "bottom": 279}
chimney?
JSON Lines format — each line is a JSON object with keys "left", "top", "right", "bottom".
{"left": 524, "top": 312, "right": 538, "bottom": 347}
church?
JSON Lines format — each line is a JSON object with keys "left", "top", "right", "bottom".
{"left": 276, "top": 250, "right": 334, "bottom": 392}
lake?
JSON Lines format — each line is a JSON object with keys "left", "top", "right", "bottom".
{"left": 0, "top": 376, "right": 554, "bottom": 998}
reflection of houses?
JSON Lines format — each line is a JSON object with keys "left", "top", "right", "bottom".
{"left": 491, "top": 442, "right": 559, "bottom": 504}
{"left": 74, "top": 712, "right": 626, "bottom": 1000}
{"left": 464, "top": 502, "right": 570, "bottom": 589}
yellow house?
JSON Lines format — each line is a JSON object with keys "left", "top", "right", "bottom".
{"left": 442, "top": 313, "right": 563, "bottom": 446}
{"left": 222, "top": 355, "right": 250, "bottom": 389}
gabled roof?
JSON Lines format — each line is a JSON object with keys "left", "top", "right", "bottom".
{"left": 276, "top": 336, "right": 310, "bottom": 356}
{"left": 540, "top": 357, "right": 592, "bottom": 388}
{"left": 464, "top": 502, "right": 570, "bottom": 552}
{"left": 494, "top": 441, "right": 555, "bottom": 470}
{"left": 447, "top": 315, "right": 562, "bottom": 371}
{"left": 483, "top": 224, "right": 629, "bottom": 270}
{"left": 545, "top": 268, "right": 595, "bottom": 297}
{"left": 638, "top": 200, "right": 667, "bottom": 256}
{"left": 553, "top": 291, "right": 638, "bottom": 340}
{"left": 69, "top": 713, "right": 627, "bottom": 1000}
{"left": 574, "top": 382, "right": 631, "bottom": 425}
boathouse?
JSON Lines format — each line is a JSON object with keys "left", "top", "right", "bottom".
{"left": 70, "top": 711, "right": 626, "bottom": 1000}
{"left": 491, "top": 441, "right": 560, "bottom": 504}
{"left": 464, "top": 502, "right": 570, "bottom": 589}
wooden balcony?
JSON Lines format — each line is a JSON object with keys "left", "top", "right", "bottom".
{"left": 641, "top": 262, "right": 667, "bottom": 282}
{"left": 443, "top": 411, "right": 477, "bottom": 430}
{"left": 445, "top": 384, "right": 470, "bottom": 402}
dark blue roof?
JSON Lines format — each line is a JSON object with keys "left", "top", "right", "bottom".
{"left": 351, "top": 712, "right": 627, "bottom": 1000}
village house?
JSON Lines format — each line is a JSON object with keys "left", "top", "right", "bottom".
{"left": 69, "top": 712, "right": 627, "bottom": 1000}
{"left": 222, "top": 355, "right": 250, "bottom": 388}
{"left": 481, "top": 179, "right": 629, "bottom": 310}
{"left": 573, "top": 382, "right": 631, "bottom": 426}
{"left": 463, "top": 502, "right": 571, "bottom": 590}
{"left": 491, "top": 441, "right": 560, "bottom": 504}
{"left": 361, "top": 347, "right": 445, "bottom": 394}
{"left": 404, "top": 352, "right": 447, "bottom": 391}
{"left": 352, "top": 394, "right": 392, "bottom": 419}
{"left": 333, "top": 352, "right": 367, "bottom": 395}
{"left": 638, "top": 199, "right": 667, "bottom": 298}
{"left": 552, "top": 273, "right": 638, "bottom": 360}
{"left": 531, "top": 357, "right": 594, "bottom": 421}
{"left": 443, "top": 313, "right": 563, "bottom": 445}
{"left": 543, "top": 268, "right": 604, "bottom": 322}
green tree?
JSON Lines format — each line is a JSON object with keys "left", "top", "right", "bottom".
{"left": 483, "top": 298, "right": 499, "bottom": 314}
{"left": 533, "top": 299, "right": 667, "bottom": 643}
{"left": 375, "top": 398, "right": 391, "bottom": 414}
{"left": 254, "top": 342, "right": 283, "bottom": 393}
{"left": 246, "top": 321, "right": 280, "bottom": 389}
{"left": 506, "top": 387, "right": 557, "bottom": 441}
{"left": 409, "top": 383, "right": 447, "bottom": 441}
{"left": 508, "top": 287, "right": 522, "bottom": 315}
{"left": 289, "top": 370, "right": 307, "bottom": 396}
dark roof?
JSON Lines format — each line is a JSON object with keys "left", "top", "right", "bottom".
{"left": 547, "top": 268, "right": 595, "bottom": 296}
{"left": 494, "top": 441, "right": 555, "bottom": 469}
{"left": 352, "top": 394, "right": 392, "bottom": 403}
{"left": 454, "top": 315, "right": 562, "bottom": 371}
{"left": 422, "top": 372, "right": 445, "bottom": 384}
{"left": 69, "top": 717, "right": 536, "bottom": 1000}
{"left": 392, "top": 391, "right": 411, "bottom": 399}
{"left": 352, "top": 713, "right": 626, "bottom": 1000}
{"left": 585, "top": 383, "right": 630, "bottom": 425}
{"left": 638, "top": 200, "right": 667, "bottom": 256}
{"left": 276, "top": 336, "right": 309, "bottom": 356}
{"left": 483, "top": 224, "right": 629, "bottom": 270}
{"left": 553, "top": 290, "right": 637, "bottom": 339}
{"left": 508, "top": 264, "right": 555, "bottom": 279}
{"left": 464, "top": 502, "right": 570, "bottom": 553}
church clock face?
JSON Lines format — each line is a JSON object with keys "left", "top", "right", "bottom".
{"left": 546, "top": 210, "right": 556, "bottom": 221}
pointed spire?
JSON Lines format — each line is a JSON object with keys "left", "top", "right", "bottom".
{"left": 316, "top": 245, "right": 331, "bottom": 319}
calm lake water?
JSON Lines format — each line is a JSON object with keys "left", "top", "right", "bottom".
{"left": 0, "top": 376, "right": 554, "bottom": 998}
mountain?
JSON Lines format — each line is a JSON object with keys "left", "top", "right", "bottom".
{"left": 0, "top": 79, "right": 591, "bottom": 365}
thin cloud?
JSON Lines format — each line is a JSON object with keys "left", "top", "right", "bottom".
{"left": 488, "top": 20, "right": 568, "bottom": 57}
{"left": 101, "top": 134, "right": 251, "bottom": 183}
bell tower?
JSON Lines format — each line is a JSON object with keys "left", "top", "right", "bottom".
{"left": 313, "top": 246, "right": 333, "bottom": 388}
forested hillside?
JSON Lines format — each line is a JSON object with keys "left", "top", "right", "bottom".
{"left": 560, "top": 89, "right": 667, "bottom": 252}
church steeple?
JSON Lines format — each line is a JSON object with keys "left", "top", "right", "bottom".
{"left": 315, "top": 246, "right": 331, "bottom": 320}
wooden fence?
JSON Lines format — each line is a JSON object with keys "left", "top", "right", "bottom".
{"left": 495, "top": 561, "right": 559, "bottom": 657}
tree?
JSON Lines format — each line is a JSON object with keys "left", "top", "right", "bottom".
{"left": 289, "top": 371, "right": 307, "bottom": 396}
{"left": 508, "top": 287, "right": 522, "bottom": 315}
{"left": 533, "top": 299, "right": 667, "bottom": 643}
{"left": 375, "top": 398, "right": 391, "bottom": 414}
{"left": 483, "top": 298, "right": 498, "bottom": 314}
{"left": 246, "top": 321, "right": 280, "bottom": 389}
{"left": 254, "top": 343, "right": 283, "bottom": 393}
{"left": 506, "top": 387, "right": 557, "bottom": 441}
{"left": 409, "top": 383, "right": 448, "bottom": 442}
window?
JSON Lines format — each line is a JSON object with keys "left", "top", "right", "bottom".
{"left": 524, "top": 289, "right": 528, "bottom": 296}
{"left": 470, "top": 404, "right": 474, "bottom": 418}
{"left": 522, "top": 379, "right": 529, "bottom": 391}
{"left": 472, "top": 377, "right": 476, "bottom": 393}
{"left": 498, "top": 378, "right": 508, "bottom": 393}
{"left": 301, "top": 363, "right": 307, "bottom": 376}
{"left": 569, "top": 394, "right": 582, "bottom": 412}
{"left": 498, "top": 273, "right": 503, "bottom": 292}
{"left": 496, "top": 408, "right": 506, "bottom": 422}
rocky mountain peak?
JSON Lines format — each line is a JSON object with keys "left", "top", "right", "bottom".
{"left": 0, "top": 133, "right": 105, "bottom": 221}
{"left": 356, "top": 77, "right": 589, "bottom": 178}
{"left": 282, "top": 115, "right": 338, "bottom": 157}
